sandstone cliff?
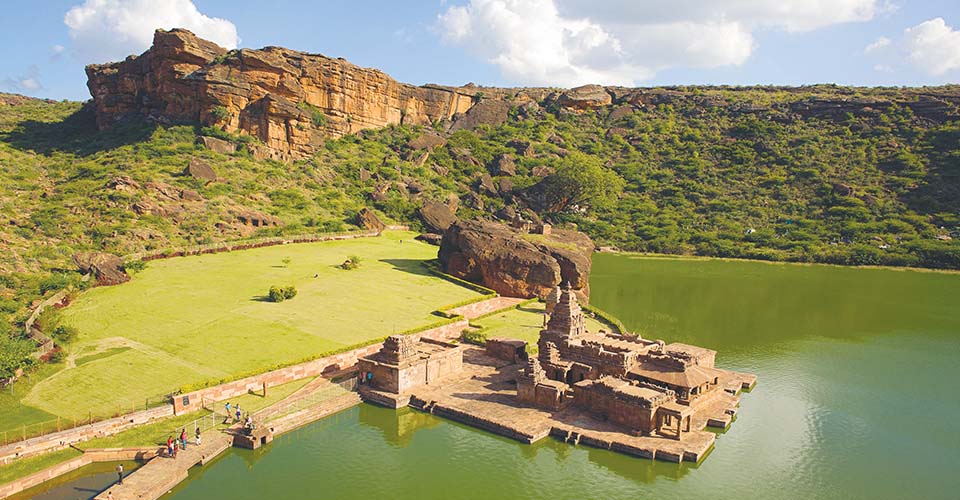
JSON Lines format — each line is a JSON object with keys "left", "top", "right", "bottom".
{"left": 86, "top": 29, "right": 545, "bottom": 161}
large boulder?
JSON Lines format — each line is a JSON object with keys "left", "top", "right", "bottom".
{"left": 356, "top": 207, "right": 385, "bottom": 232}
{"left": 490, "top": 154, "right": 516, "bottom": 176}
{"left": 72, "top": 252, "right": 130, "bottom": 286}
{"left": 408, "top": 133, "right": 447, "bottom": 150}
{"left": 185, "top": 158, "right": 217, "bottom": 182}
{"left": 419, "top": 200, "right": 458, "bottom": 233}
{"left": 438, "top": 219, "right": 594, "bottom": 301}
{"left": 198, "top": 136, "right": 236, "bottom": 154}
{"left": 558, "top": 84, "right": 613, "bottom": 110}
{"left": 449, "top": 99, "right": 511, "bottom": 131}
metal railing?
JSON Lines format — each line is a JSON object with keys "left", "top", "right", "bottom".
{"left": 257, "top": 378, "right": 357, "bottom": 423}
{"left": 0, "top": 393, "right": 172, "bottom": 447}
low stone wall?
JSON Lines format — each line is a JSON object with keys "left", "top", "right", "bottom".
{"left": 0, "top": 446, "right": 161, "bottom": 498}
{"left": 0, "top": 455, "right": 91, "bottom": 498}
{"left": 0, "top": 405, "right": 172, "bottom": 465}
{"left": 173, "top": 320, "right": 469, "bottom": 415}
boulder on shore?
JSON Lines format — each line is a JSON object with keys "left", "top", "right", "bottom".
{"left": 438, "top": 219, "right": 593, "bottom": 301}
{"left": 72, "top": 252, "right": 130, "bottom": 286}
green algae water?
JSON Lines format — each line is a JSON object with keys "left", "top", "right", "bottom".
{"left": 36, "top": 255, "right": 960, "bottom": 499}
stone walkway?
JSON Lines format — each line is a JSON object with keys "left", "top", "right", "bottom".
{"left": 448, "top": 297, "right": 526, "bottom": 319}
{"left": 93, "top": 430, "right": 232, "bottom": 500}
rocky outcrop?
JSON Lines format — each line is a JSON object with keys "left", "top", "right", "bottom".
{"left": 419, "top": 200, "right": 457, "bottom": 233}
{"left": 356, "top": 207, "right": 385, "bottom": 233}
{"left": 72, "top": 252, "right": 129, "bottom": 286}
{"left": 438, "top": 219, "right": 593, "bottom": 301}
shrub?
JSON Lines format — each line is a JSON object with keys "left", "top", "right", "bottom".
{"left": 52, "top": 325, "right": 78, "bottom": 343}
{"left": 209, "top": 105, "right": 230, "bottom": 123}
{"left": 123, "top": 260, "right": 147, "bottom": 273}
{"left": 268, "top": 285, "right": 298, "bottom": 302}
{"left": 340, "top": 255, "right": 362, "bottom": 270}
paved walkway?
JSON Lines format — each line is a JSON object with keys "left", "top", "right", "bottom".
{"left": 448, "top": 297, "right": 526, "bottom": 319}
{"left": 93, "top": 431, "right": 231, "bottom": 500}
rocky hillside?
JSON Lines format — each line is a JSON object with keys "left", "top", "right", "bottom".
{"left": 1, "top": 29, "right": 959, "bottom": 377}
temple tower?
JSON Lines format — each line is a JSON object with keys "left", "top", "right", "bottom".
{"left": 543, "top": 284, "right": 586, "bottom": 340}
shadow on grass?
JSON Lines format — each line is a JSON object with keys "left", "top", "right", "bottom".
{"left": 250, "top": 295, "right": 273, "bottom": 302}
{"left": 379, "top": 258, "right": 434, "bottom": 278}
{"left": 517, "top": 305, "right": 542, "bottom": 314}
{"left": 2, "top": 106, "right": 157, "bottom": 157}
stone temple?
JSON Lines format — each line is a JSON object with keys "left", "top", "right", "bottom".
{"left": 359, "top": 284, "right": 756, "bottom": 463}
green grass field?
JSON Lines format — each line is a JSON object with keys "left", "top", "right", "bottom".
{"left": 472, "top": 301, "right": 609, "bottom": 351}
{"left": 8, "top": 231, "right": 481, "bottom": 428}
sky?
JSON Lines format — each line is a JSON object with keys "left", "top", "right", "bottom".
{"left": 0, "top": 0, "right": 958, "bottom": 101}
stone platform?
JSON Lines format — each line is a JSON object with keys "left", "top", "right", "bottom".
{"left": 397, "top": 347, "right": 753, "bottom": 463}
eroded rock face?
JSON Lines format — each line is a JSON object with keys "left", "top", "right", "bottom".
{"left": 72, "top": 252, "right": 129, "bottom": 286}
{"left": 438, "top": 219, "right": 594, "bottom": 301}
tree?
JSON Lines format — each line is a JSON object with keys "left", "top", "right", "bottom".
{"left": 541, "top": 152, "right": 625, "bottom": 213}
{"left": 0, "top": 334, "right": 34, "bottom": 379}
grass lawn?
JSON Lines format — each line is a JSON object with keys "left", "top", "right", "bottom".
{"left": 13, "top": 231, "right": 481, "bottom": 425}
{"left": 0, "top": 448, "right": 83, "bottom": 486}
{"left": 472, "top": 301, "right": 610, "bottom": 352}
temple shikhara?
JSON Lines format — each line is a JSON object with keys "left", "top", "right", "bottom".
{"left": 359, "top": 284, "right": 756, "bottom": 463}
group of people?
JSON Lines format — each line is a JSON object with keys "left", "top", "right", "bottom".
{"left": 166, "top": 427, "right": 201, "bottom": 458}
{"left": 224, "top": 402, "right": 244, "bottom": 424}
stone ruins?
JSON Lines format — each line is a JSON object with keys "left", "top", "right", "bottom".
{"left": 358, "top": 283, "right": 756, "bottom": 463}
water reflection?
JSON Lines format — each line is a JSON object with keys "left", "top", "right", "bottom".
{"left": 356, "top": 404, "right": 441, "bottom": 447}
{"left": 7, "top": 461, "right": 140, "bottom": 500}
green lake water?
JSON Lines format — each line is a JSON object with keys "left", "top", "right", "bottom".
{"left": 33, "top": 255, "right": 960, "bottom": 499}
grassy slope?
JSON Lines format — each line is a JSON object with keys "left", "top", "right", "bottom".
{"left": 9, "top": 231, "right": 480, "bottom": 424}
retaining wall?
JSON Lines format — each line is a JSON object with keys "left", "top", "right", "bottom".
{"left": 0, "top": 405, "right": 172, "bottom": 466}
{"left": 173, "top": 319, "right": 469, "bottom": 415}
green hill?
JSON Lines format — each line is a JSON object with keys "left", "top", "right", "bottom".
{"left": 1, "top": 85, "right": 959, "bottom": 380}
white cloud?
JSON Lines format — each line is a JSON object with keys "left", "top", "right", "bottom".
{"left": 865, "top": 18, "right": 960, "bottom": 77}
{"left": 437, "top": 0, "right": 887, "bottom": 86}
{"left": 1, "top": 66, "right": 44, "bottom": 93}
{"left": 903, "top": 18, "right": 960, "bottom": 76}
{"left": 864, "top": 36, "right": 890, "bottom": 54}
{"left": 64, "top": 0, "right": 239, "bottom": 63}
{"left": 50, "top": 44, "right": 66, "bottom": 62}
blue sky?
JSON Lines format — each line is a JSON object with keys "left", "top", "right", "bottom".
{"left": 1, "top": 0, "right": 957, "bottom": 102}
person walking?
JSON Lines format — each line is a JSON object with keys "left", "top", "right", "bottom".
{"left": 116, "top": 463, "right": 123, "bottom": 485}
{"left": 180, "top": 428, "right": 187, "bottom": 450}
{"left": 173, "top": 438, "right": 179, "bottom": 458}
{"left": 195, "top": 427, "right": 201, "bottom": 446}
{"left": 166, "top": 436, "right": 174, "bottom": 458}
{"left": 235, "top": 405, "right": 241, "bottom": 423}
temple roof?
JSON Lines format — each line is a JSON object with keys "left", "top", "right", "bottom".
{"left": 629, "top": 361, "right": 722, "bottom": 389}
